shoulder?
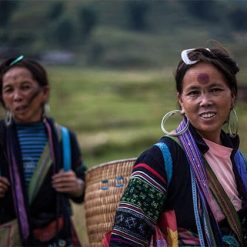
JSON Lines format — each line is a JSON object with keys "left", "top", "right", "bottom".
{"left": 0, "top": 119, "right": 5, "bottom": 130}
{"left": 133, "top": 136, "right": 184, "bottom": 184}
{"left": 136, "top": 136, "right": 183, "bottom": 166}
{"left": 54, "top": 123, "right": 77, "bottom": 141}
{"left": 55, "top": 123, "right": 82, "bottom": 158}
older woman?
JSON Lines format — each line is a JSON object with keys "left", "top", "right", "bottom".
{"left": 109, "top": 46, "right": 247, "bottom": 246}
{"left": 0, "top": 56, "right": 86, "bottom": 246}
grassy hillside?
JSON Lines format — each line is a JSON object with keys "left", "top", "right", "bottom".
{"left": 49, "top": 67, "right": 172, "bottom": 166}
{"left": 47, "top": 66, "right": 247, "bottom": 168}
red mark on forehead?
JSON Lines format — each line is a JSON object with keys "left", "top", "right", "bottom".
{"left": 197, "top": 73, "right": 209, "bottom": 84}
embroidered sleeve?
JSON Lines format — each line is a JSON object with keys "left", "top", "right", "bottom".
{"left": 109, "top": 146, "right": 168, "bottom": 246}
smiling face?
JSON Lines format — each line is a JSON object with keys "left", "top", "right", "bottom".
{"left": 178, "top": 62, "right": 235, "bottom": 144}
{"left": 2, "top": 67, "right": 49, "bottom": 123}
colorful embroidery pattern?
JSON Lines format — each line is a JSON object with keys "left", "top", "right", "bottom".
{"left": 121, "top": 177, "right": 165, "bottom": 221}
{"left": 111, "top": 166, "right": 166, "bottom": 246}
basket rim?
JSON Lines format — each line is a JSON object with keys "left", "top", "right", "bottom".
{"left": 86, "top": 157, "right": 136, "bottom": 173}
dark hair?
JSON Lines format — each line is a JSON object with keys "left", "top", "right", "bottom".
{"left": 175, "top": 47, "right": 239, "bottom": 96}
{"left": 0, "top": 56, "right": 49, "bottom": 106}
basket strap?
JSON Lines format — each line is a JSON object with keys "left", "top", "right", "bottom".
{"left": 155, "top": 142, "right": 173, "bottom": 186}
{"left": 61, "top": 126, "right": 71, "bottom": 172}
{"left": 56, "top": 125, "right": 71, "bottom": 172}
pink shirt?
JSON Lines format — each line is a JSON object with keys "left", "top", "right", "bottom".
{"left": 203, "top": 138, "right": 242, "bottom": 222}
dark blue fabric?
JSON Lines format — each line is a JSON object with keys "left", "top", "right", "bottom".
{"left": 16, "top": 122, "right": 47, "bottom": 188}
{"left": 234, "top": 151, "right": 247, "bottom": 198}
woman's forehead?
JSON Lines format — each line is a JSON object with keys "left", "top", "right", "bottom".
{"left": 183, "top": 63, "right": 225, "bottom": 81}
{"left": 3, "top": 67, "right": 33, "bottom": 82}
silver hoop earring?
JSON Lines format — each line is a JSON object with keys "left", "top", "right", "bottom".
{"left": 228, "top": 108, "right": 238, "bottom": 137}
{"left": 5, "top": 111, "right": 13, "bottom": 126}
{"left": 43, "top": 103, "right": 50, "bottom": 118}
{"left": 161, "top": 110, "right": 189, "bottom": 136}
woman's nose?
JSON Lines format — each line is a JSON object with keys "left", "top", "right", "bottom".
{"left": 13, "top": 90, "right": 23, "bottom": 101}
{"left": 199, "top": 93, "right": 212, "bottom": 107}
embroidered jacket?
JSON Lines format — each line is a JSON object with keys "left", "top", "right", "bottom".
{"left": 109, "top": 125, "right": 247, "bottom": 246}
{"left": 0, "top": 118, "right": 86, "bottom": 246}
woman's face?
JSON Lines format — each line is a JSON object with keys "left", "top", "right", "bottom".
{"left": 2, "top": 67, "right": 49, "bottom": 123}
{"left": 178, "top": 62, "right": 235, "bottom": 143}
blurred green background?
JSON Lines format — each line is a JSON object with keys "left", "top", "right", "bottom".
{"left": 1, "top": 1, "right": 247, "bottom": 246}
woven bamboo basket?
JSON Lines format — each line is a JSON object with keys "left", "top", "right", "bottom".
{"left": 84, "top": 158, "right": 136, "bottom": 247}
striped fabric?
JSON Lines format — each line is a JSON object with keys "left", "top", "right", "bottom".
{"left": 16, "top": 122, "right": 48, "bottom": 188}
{"left": 110, "top": 161, "right": 198, "bottom": 247}
{"left": 111, "top": 163, "right": 167, "bottom": 246}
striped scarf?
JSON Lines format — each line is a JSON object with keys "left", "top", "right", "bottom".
{"left": 177, "top": 118, "right": 247, "bottom": 246}
{"left": 176, "top": 119, "right": 223, "bottom": 246}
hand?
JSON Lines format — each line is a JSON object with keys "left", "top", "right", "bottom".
{"left": 52, "top": 169, "right": 84, "bottom": 198}
{"left": 0, "top": 176, "right": 10, "bottom": 198}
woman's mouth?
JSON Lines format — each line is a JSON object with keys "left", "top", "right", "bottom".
{"left": 15, "top": 105, "right": 28, "bottom": 113}
{"left": 199, "top": 112, "right": 216, "bottom": 119}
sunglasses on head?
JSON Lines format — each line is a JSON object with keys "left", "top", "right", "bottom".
{"left": 181, "top": 48, "right": 211, "bottom": 65}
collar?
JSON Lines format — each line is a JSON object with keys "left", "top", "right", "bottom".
{"left": 189, "top": 124, "right": 240, "bottom": 155}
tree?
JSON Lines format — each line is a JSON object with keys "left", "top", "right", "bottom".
{"left": 47, "top": 1, "right": 65, "bottom": 21}
{"left": 229, "top": 7, "right": 247, "bottom": 30}
{"left": 78, "top": 6, "right": 98, "bottom": 40}
{"left": 181, "top": 0, "right": 220, "bottom": 22}
{"left": 0, "top": 0, "right": 19, "bottom": 28}
{"left": 126, "top": 1, "right": 149, "bottom": 31}
{"left": 54, "top": 17, "right": 75, "bottom": 48}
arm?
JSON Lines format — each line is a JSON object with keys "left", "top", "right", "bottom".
{"left": 109, "top": 145, "right": 169, "bottom": 247}
{"left": 52, "top": 130, "right": 87, "bottom": 203}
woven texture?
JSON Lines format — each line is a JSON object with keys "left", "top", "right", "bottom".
{"left": 84, "top": 158, "right": 136, "bottom": 247}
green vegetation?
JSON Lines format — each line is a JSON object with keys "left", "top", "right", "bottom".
{"left": 1, "top": 0, "right": 247, "bottom": 69}
{"left": 47, "top": 66, "right": 247, "bottom": 168}
{"left": 49, "top": 67, "right": 173, "bottom": 167}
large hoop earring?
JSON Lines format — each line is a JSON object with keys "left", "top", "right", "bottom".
{"left": 43, "top": 103, "right": 50, "bottom": 118}
{"left": 5, "top": 111, "right": 13, "bottom": 126}
{"left": 161, "top": 110, "right": 189, "bottom": 136}
{"left": 228, "top": 108, "right": 238, "bottom": 137}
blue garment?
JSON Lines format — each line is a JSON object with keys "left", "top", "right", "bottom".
{"left": 16, "top": 122, "right": 48, "bottom": 188}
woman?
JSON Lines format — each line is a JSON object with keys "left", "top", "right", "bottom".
{"left": 0, "top": 55, "right": 86, "bottom": 246}
{"left": 109, "top": 47, "right": 247, "bottom": 246}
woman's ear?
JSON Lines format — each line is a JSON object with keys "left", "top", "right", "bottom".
{"left": 231, "top": 93, "right": 236, "bottom": 109}
{"left": 177, "top": 92, "right": 184, "bottom": 112}
{"left": 42, "top": 86, "right": 50, "bottom": 100}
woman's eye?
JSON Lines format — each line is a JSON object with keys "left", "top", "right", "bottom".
{"left": 3, "top": 87, "right": 13, "bottom": 94}
{"left": 21, "top": 84, "right": 31, "bottom": 90}
{"left": 187, "top": 90, "right": 199, "bottom": 96}
{"left": 210, "top": 88, "right": 222, "bottom": 93}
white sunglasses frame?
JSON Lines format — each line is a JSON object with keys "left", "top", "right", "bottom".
{"left": 181, "top": 48, "right": 210, "bottom": 65}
